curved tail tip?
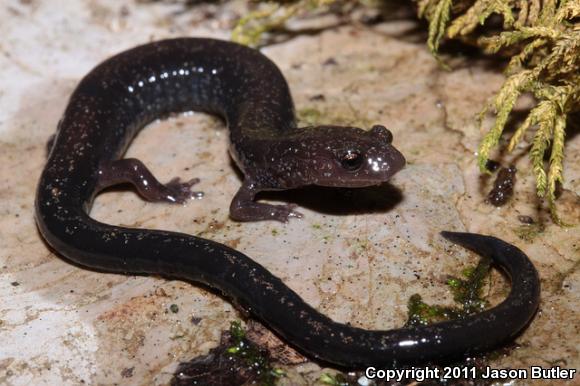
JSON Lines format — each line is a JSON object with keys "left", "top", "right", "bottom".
{"left": 439, "top": 230, "right": 498, "bottom": 260}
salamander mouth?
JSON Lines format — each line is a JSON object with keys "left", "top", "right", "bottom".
{"left": 314, "top": 178, "right": 397, "bottom": 188}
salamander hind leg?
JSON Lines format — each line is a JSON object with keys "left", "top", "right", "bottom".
{"left": 230, "top": 181, "right": 302, "bottom": 222}
{"left": 97, "top": 158, "right": 203, "bottom": 204}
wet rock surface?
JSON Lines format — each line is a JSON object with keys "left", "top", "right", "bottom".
{"left": 0, "top": 0, "right": 578, "bottom": 384}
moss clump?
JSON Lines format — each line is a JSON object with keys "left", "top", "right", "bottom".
{"left": 226, "top": 321, "right": 285, "bottom": 385}
{"left": 232, "top": 0, "right": 339, "bottom": 46}
{"left": 171, "top": 321, "right": 284, "bottom": 385}
{"left": 447, "top": 257, "right": 492, "bottom": 313}
{"left": 513, "top": 221, "right": 545, "bottom": 241}
{"left": 320, "top": 372, "right": 352, "bottom": 385}
{"left": 406, "top": 256, "right": 491, "bottom": 326}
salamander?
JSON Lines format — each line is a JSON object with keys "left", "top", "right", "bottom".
{"left": 35, "top": 38, "right": 540, "bottom": 367}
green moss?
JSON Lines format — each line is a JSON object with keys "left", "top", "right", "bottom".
{"left": 405, "top": 294, "right": 461, "bottom": 326}
{"left": 171, "top": 321, "right": 286, "bottom": 384}
{"left": 513, "top": 222, "right": 546, "bottom": 242}
{"left": 226, "top": 321, "right": 285, "bottom": 386}
{"left": 232, "top": 0, "right": 339, "bottom": 47}
{"left": 297, "top": 105, "right": 372, "bottom": 128}
{"left": 448, "top": 256, "right": 491, "bottom": 313}
{"left": 298, "top": 107, "right": 323, "bottom": 126}
{"left": 406, "top": 256, "right": 491, "bottom": 326}
{"left": 320, "top": 372, "right": 351, "bottom": 386}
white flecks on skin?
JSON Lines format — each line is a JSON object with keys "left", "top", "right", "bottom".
{"left": 398, "top": 339, "right": 417, "bottom": 347}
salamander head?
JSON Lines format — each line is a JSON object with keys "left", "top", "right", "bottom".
{"left": 287, "top": 124, "right": 406, "bottom": 187}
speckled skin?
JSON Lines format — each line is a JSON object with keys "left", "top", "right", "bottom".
{"left": 35, "top": 38, "right": 540, "bottom": 367}
{"left": 488, "top": 165, "right": 517, "bottom": 206}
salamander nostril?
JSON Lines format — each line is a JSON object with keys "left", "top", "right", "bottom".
{"left": 371, "top": 124, "right": 393, "bottom": 144}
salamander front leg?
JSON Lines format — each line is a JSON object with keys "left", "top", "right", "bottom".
{"left": 230, "top": 180, "right": 302, "bottom": 222}
{"left": 97, "top": 158, "right": 202, "bottom": 204}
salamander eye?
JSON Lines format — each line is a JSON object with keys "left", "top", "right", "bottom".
{"left": 341, "top": 150, "right": 363, "bottom": 171}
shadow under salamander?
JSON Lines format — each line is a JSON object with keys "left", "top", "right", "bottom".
{"left": 259, "top": 183, "right": 403, "bottom": 217}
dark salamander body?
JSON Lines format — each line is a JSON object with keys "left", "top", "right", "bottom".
{"left": 36, "top": 38, "right": 540, "bottom": 367}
